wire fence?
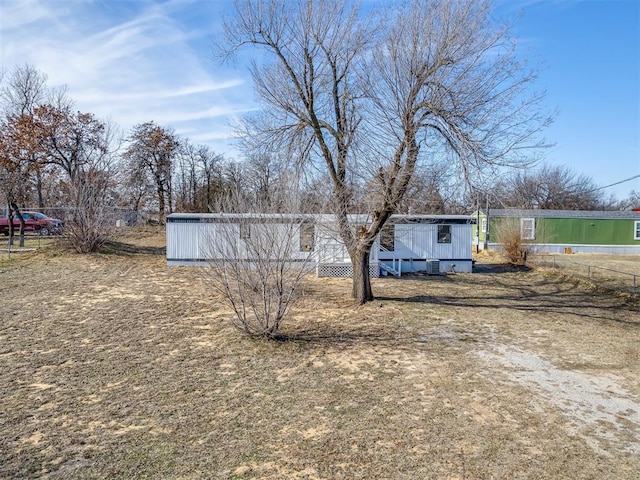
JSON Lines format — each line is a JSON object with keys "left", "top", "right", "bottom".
{"left": 1, "top": 207, "right": 155, "bottom": 225}
{"left": 1, "top": 208, "right": 160, "bottom": 260}
{"left": 0, "top": 235, "right": 46, "bottom": 260}
{"left": 531, "top": 254, "right": 639, "bottom": 294}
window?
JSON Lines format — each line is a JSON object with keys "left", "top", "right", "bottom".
{"left": 300, "top": 223, "right": 315, "bottom": 252}
{"left": 521, "top": 218, "right": 535, "bottom": 240}
{"left": 481, "top": 218, "right": 487, "bottom": 233}
{"left": 239, "top": 223, "right": 251, "bottom": 240}
{"left": 635, "top": 221, "right": 640, "bottom": 240}
{"left": 437, "top": 225, "right": 451, "bottom": 243}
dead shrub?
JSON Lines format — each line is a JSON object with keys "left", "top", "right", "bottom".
{"left": 63, "top": 175, "right": 115, "bottom": 253}
{"left": 494, "top": 217, "right": 529, "bottom": 265}
{"left": 202, "top": 212, "right": 314, "bottom": 338}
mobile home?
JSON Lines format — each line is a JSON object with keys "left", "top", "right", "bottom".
{"left": 167, "top": 213, "right": 475, "bottom": 276}
{"left": 474, "top": 209, "right": 640, "bottom": 255}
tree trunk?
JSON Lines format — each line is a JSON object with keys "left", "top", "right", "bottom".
{"left": 351, "top": 247, "right": 373, "bottom": 304}
{"left": 9, "top": 202, "right": 25, "bottom": 247}
{"left": 19, "top": 219, "right": 25, "bottom": 247}
{"left": 157, "top": 184, "right": 166, "bottom": 224}
{"left": 8, "top": 210, "right": 15, "bottom": 247}
{"left": 36, "top": 170, "right": 44, "bottom": 209}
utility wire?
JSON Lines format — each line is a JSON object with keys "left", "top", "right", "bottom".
{"left": 583, "top": 174, "right": 640, "bottom": 194}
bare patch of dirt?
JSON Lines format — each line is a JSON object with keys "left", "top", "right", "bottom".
{"left": 0, "top": 227, "right": 638, "bottom": 479}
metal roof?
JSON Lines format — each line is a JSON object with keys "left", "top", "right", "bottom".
{"left": 483, "top": 209, "right": 640, "bottom": 220}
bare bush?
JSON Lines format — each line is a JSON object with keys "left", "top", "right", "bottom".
{"left": 494, "top": 217, "right": 529, "bottom": 265}
{"left": 63, "top": 174, "right": 115, "bottom": 253}
{"left": 202, "top": 210, "right": 314, "bottom": 338}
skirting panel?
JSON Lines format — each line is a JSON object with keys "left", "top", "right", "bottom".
{"left": 317, "top": 263, "right": 380, "bottom": 278}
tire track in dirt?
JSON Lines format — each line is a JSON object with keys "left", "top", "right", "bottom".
{"left": 477, "top": 344, "right": 640, "bottom": 456}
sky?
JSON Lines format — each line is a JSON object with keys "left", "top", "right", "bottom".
{"left": 0, "top": 0, "right": 638, "bottom": 201}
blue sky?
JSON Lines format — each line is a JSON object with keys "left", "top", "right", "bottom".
{"left": 1, "top": 0, "right": 638, "bottom": 201}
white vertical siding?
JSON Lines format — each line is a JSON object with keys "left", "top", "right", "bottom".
{"left": 167, "top": 214, "right": 472, "bottom": 269}
{"left": 168, "top": 219, "right": 315, "bottom": 263}
{"left": 391, "top": 224, "right": 471, "bottom": 260}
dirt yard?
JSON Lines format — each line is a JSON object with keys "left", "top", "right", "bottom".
{"left": 1, "top": 228, "right": 638, "bottom": 479}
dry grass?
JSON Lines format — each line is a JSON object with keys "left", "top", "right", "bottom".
{"left": 530, "top": 253, "right": 640, "bottom": 297}
{"left": 1, "top": 226, "right": 639, "bottom": 479}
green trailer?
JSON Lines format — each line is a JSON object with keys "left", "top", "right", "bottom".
{"left": 472, "top": 209, "right": 640, "bottom": 255}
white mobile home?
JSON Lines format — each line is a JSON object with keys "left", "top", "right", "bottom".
{"left": 166, "top": 213, "right": 315, "bottom": 266}
{"left": 377, "top": 215, "right": 474, "bottom": 274}
{"left": 166, "top": 213, "right": 474, "bottom": 276}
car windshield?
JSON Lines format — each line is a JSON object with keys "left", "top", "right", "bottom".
{"left": 31, "top": 212, "right": 48, "bottom": 219}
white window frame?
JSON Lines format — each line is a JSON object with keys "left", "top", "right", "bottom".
{"left": 437, "top": 224, "right": 452, "bottom": 244}
{"left": 635, "top": 221, "right": 640, "bottom": 240}
{"left": 520, "top": 218, "right": 535, "bottom": 241}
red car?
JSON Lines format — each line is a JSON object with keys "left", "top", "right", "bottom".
{"left": 0, "top": 211, "right": 64, "bottom": 236}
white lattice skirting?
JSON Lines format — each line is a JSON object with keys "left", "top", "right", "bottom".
{"left": 317, "top": 263, "right": 380, "bottom": 278}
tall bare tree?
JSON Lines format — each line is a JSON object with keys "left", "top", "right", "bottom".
{"left": 123, "top": 122, "right": 179, "bottom": 224}
{"left": 222, "top": 0, "right": 550, "bottom": 303}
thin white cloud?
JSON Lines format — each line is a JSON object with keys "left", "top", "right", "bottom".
{"left": 0, "top": 0, "right": 254, "bottom": 157}
{"left": 0, "top": 0, "right": 53, "bottom": 31}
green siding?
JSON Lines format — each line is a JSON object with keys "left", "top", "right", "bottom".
{"left": 537, "top": 218, "right": 639, "bottom": 245}
{"left": 479, "top": 215, "right": 640, "bottom": 246}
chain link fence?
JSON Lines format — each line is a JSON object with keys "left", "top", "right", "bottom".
{"left": 1, "top": 208, "right": 159, "bottom": 258}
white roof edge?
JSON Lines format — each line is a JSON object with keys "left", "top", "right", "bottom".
{"left": 167, "top": 212, "right": 474, "bottom": 220}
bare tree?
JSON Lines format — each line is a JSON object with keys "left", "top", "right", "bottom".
{"left": 493, "top": 164, "right": 611, "bottom": 210}
{"left": 221, "top": 0, "right": 550, "bottom": 303}
{"left": 195, "top": 145, "right": 226, "bottom": 211}
{"left": 201, "top": 197, "right": 314, "bottom": 338}
{"left": 123, "top": 122, "right": 179, "bottom": 223}
{"left": 220, "top": 160, "right": 250, "bottom": 210}
{"left": 118, "top": 156, "right": 154, "bottom": 216}
{"left": 174, "top": 140, "right": 201, "bottom": 212}
{"left": 618, "top": 190, "right": 640, "bottom": 211}
{"left": 0, "top": 64, "right": 48, "bottom": 116}
{"left": 174, "top": 140, "right": 225, "bottom": 212}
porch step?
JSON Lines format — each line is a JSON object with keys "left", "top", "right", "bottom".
{"left": 379, "top": 262, "right": 400, "bottom": 277}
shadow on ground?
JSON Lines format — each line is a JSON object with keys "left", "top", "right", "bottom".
{"left": 100, "top": 240, "right": 166, "bottom": 256}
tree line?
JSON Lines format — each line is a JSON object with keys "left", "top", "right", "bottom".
{"left": 1, "top": 61, "right": 635, "bottom": 254}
